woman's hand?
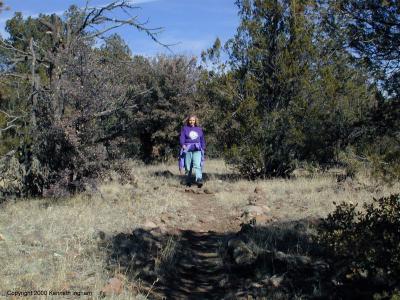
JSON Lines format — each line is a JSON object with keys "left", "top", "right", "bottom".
{"left": 182, "top": 145, "right": 187, "bottom": 150}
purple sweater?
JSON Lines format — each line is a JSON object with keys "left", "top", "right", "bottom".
{"left": 180, "top": 125, "right": 206, "bottom": 150}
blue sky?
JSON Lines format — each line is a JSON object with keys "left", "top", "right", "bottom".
{"left": 0, "top": 0, "right": 239, "bottom": 58}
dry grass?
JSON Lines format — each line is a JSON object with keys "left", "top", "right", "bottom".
{"left": 0, "top": 161, "right": 191, "bottom": 299}
{"left": 0, "top": 159, "right": 399, "bottom": 298}
{"left": 210, "top": 166, "right": 400, "bottom": 221}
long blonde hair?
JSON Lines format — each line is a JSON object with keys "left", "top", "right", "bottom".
{"left": 185, "top": 115, "right": 200, "bottom": 126}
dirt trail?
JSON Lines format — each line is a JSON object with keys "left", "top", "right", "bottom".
{"left": 153, "top": 188, "right": 234, "bottom": 299}
{"left": 148, "top": 187, "right": 244, "bottom": 299}
{"left": 160, "top": 230, "right": 229, "bottom": 299}
{"left": 174, "top": 186, "right": 242, "bottom": 233}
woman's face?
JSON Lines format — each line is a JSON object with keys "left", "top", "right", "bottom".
{"left": 188, "top": 117, "right": 196, "bottom": 127}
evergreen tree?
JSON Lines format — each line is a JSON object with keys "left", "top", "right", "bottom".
{"left": 215, "top": 0, "right": 375, "bottom": 177}
{"left": 322, "top": 0, "right": 400, "bottom": 98}
{"left": 321, "top": 0, "right": 400, "bottom": 181}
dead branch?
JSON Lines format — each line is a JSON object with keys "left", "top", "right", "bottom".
{"left": 0, "top": 109, "right": 25, "bottom": 133}
{"left": 93, "top": 104, "right": 137, "bottom": 118}
{"left": 76, "top": 0, "right": 171, "bottom": 49}
{"left": 0, "top": 124, "right": 19, "bottom": 132}
{"left": 0, "top": 109, "right": 18, "bottom": 119}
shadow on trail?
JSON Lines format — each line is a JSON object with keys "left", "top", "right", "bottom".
{"left": 102, "top": 219, "right": 378, "bottom": 299}
{"left": 153, "top": 171, "right": 242, "bottom": 182}
{"left": 160, "top": 230, "right": 229, "bottom": 299}
{"left": 102, "top": 218, "right": 389, "bottom": 299}
{"left": 104, "top": 228, "right": 231, "bottom": 299}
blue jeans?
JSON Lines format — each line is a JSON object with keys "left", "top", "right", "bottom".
{"left": 184, "top": 150, "right": 202, "bottom": 182}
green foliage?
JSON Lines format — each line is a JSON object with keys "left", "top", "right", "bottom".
{"left": 318, "top": 194, "right": 400, "bottom": 292}
{"left": 337, "top": 147, "right": 366, "bottom": 178}
{"left": 124, "top": 55, "right": 201, "bottom": 162}
{"left": 0, "top": 154, "right": 47, "bottom": 199}
{"left": 98, "top": 34, "right": 131, "bottom": 62}
{"left": 348, "top": 98, "right": 400, "bottom": 183}
{"left": 374, "top": 290, "right": 400, "bottom": 300}
{"left": 0, "top": 156, "right": 24, "bottom": 197}
{"left": 226, "top": 143, "right": 265, "bottom": 179}
{"left": 322, "top": 0, "right": 400, "bottom": 98}
{"left": 200, "top": 0, "right": 375, "bottom": 178}
{"left": 0, "top": 110, "right": 20, "bottom": 155}
{"left": 319, "top": 0, "right": 400, "bottom": 182}
{"left": 367, "top": 136, "right": 400, "bottom": 184}
{"left": 5, "top": 12, "right": 61, "bottom": 81}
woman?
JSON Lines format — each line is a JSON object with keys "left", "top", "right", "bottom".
{"left": 179, "top": 115, "right": 206, "bottom": 187}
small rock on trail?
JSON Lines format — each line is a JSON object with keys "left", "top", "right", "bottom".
{"left": 101, "top": 277, "right": 123, "bottom": 296}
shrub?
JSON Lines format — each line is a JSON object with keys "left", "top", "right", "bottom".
{"left": 225, "top": 144, "right": 265, "bottom": 179}
{"left": 318, "top": 194, "right": 400, "bottom": 294}
{"left": 0, "top": 154, "right": 47, "bottom": 199}
{"left": 367, "top": 136, "right": 400, "bottom": 184}
{"left": 337, "top": 147, "right": 366, "bottom": 178}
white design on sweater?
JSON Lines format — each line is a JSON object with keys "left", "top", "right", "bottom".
{"left": 189, "top": 130, "right": 199, "bottom": 140}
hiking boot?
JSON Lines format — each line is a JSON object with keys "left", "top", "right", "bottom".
{"left": 196, "top": 179, "right": 203, "bottom": 188}
{"left": 185, "top": 177, "right": 192, "bottom": 187}
{"left": 181, "top": 178, "right": 190, "bottom": 186}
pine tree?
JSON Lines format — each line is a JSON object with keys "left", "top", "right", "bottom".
{"left": 218, "top": 0, "right": 375, "bottom": 177}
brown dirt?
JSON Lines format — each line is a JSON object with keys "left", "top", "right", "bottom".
{"left": 173, "top": 187, "right": 242, "bottom": 233}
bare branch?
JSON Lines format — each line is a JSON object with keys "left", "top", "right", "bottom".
{"left": 93, "top": 104, "right": 137, "bottom": 118}
{"left": 73, "top": 0, "right": 172, "bottom": 50}
{"left": 0, "top": 73, "right": 28, "bottom": 79}
{"left": 0, "top": 109, "right": 24, "bottom": 134}
{"left": 0, "top": 109, "right": 24, "bottom": 120}
{"left": 0, "top": 124, "right": 19, "bottom": 132}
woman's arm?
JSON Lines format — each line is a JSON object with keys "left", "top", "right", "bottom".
{"left": 200, "top": 129, "right": 206, "bottom": 151}
{"left": 179, "top": 127, "right": 186, "bottom": 147}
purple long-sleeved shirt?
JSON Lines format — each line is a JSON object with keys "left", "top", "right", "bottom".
{"left": 180, "top": 125, "right": 206, "bottom": 150}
